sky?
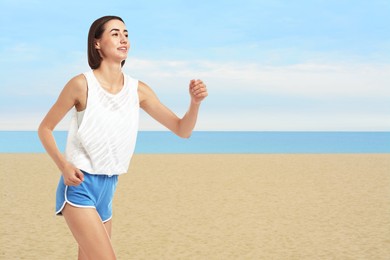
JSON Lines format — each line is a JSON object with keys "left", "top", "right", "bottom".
{"left": 0, "top": 0, "right": 389, "bottom": 131}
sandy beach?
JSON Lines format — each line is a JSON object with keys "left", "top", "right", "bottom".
{"left": 1, "top": 153, "right": 390, "bottom": 259}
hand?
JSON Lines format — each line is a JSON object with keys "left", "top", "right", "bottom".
{"left": 61, "top": 162, "right": 84, "bottom": 186}
{"left": 189, "top": 79, "right": 208, "bottom": 104}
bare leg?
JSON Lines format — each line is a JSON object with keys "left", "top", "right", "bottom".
{"left": 104, "top": 219, "right": 113, "bottom": 238}
{"left": 78, "top": 220, "right": 113, "bottom": 259}
{"left": 62, "top": 204, "right": 116, "bottom": 260}
{"left": 78, "top": 247, "right": 88, "bottom": 260}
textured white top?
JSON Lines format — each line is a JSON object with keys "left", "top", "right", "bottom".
{"left": 77, "top": 110, "right": 85, "bottom": 127}
{"left": 65, "top": 71, "right": 139, "bottom": 175}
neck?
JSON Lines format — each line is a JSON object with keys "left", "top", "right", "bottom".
{"left": 96, "top": 60, "right": 122, "bottom": 77}
{"left": 93, "top": 61, "right": 124, "bottom": 93}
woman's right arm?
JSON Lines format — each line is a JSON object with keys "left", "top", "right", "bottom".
{"left": 38, "top": 75, "right": 86, "bottom": 185}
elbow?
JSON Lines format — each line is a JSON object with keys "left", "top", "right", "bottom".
{"left": 37, "top": 123, "right": 46, "bottom": 141}
{"left": 38, "top": 121, "right": 47, "bottom": 134}
{"left": 37, "top": 121, "right": 53, "bottom": 140}
{"left": 178, "top": 133, "right": 191, "bottom": 139}
{"left": 176, "top": 130, "right": 192, "bottom": 139}
{"left": 174, "top": 122, "right": 193, "bottom": 139}
{"left": 37, "top": 123, "right": 44, "bottom": 137}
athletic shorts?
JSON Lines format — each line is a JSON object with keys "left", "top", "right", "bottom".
{"left": 56, "top": 170, "right": 118, "bottom": 223}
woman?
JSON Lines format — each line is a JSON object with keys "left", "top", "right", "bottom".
{"left": 38, "top": 15, "right": 207, "bottom": 259}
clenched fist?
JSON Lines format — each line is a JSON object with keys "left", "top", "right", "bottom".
{"left": 189, "top": 79, "right": 208, "bottom": 104}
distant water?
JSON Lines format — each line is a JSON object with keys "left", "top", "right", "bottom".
{"left": 0, "top": 131, "right": 389, "bottom": 153}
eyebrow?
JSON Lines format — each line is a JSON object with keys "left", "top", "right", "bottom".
{"left": 110, "top": 28, "right": 128, "bottom": 33}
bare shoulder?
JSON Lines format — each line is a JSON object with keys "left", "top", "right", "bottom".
{"left": 137, "top": 80, "right": 152, "bottom": 94}
{"left": 65, "top": 74, "right": 87, "bottom": 94}
{"left": 138, "top": 80, "right": 158, "bottom": 104}
{"left": 60, "top": 74, "right": 88, "bottom": 109}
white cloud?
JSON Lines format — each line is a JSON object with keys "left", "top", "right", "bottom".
{"left": 0, "top": 112, "right": 71, "bottom": 131}
{"left": 3, "top": 109, "right": 389, "bottom": 131}
{"left": 125, "top": 58, "right": 390, "bottom": 99}
{"left": 123, "top": 57, "right": 390, "bottom": 131}
{"left": 2, "top": 57, "right": 389, "bottom": 131}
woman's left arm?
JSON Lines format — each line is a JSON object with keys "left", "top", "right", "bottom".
{"left": 138, "top": 79, "right": 208, "bottom": 138}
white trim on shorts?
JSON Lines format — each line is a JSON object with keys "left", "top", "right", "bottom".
{"left": 55, "top": 185, "right": 96, "bottom": 216}
{"left": 102, "top": 215, "right": 113, "bottom": 223}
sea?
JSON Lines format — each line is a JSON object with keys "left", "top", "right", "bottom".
{"left": 0, "top": 131, "right": 389, "bottom": 154}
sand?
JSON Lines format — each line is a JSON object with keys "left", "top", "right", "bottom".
{"left": 1, "top": 153, "right": 390, "bottom": 259}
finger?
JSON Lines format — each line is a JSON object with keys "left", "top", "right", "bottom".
{"left": 71, "top": 177, "right": 82, "bottom": 186}
{"left": 75, "top": 169, "right": 84, "bottom": 182}
{"left": 191, "top": 84, "right": 206, "bottom": 94}
{"left": 195, "top": 91, "right": 208, "bottom": 98}
{"left": 193, "top": 86, "right": 208, "bottom": 95}
{"left": 189, "top": 79, "right": 196, "bottom": 88}
{"left": 65, "top": 178, "right": 78, "bottom": 186}
{"left": 190, "top": 79, "right": 204, "bottom": 88}
{"left": 191, "top": 84, "right": 204, "bottom": 92}
{"left": 196, "top": 87, "right": 208, "bottom": 96}
{"left": 191, "top": 80, "right": 204, "bottom": 87}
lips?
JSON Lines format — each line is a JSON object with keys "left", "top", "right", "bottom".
{"left": 118, "top": 47, "right": 127, "bottom": 52}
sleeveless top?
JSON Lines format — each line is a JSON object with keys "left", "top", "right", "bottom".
{"left": 65, "top": 71, "right": 139, "bottom": 175}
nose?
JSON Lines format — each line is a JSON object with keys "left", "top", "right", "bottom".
{"left": 120, "top": 34, "right": 127, "bottom": 44}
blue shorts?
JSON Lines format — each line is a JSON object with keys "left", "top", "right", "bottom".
{"left": 56, "top": 170, "right": 118, "bottom": 223}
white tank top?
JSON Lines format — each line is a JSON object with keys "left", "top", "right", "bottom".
{"left": 65, "top": 71, "right": 139, "bottom": 175}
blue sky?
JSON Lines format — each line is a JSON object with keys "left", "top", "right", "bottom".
{"left": 0, "top": 0, "right": 389, "bottom": 130}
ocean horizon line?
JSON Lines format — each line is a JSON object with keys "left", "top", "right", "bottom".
{"left": 0, "top": 131, "right": 389, "bottom": 154}
{"left": 1, "top": 130, "right": 389, "bottom": 132}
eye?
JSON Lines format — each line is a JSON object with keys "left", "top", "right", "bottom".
{"left": 125, "top": 34, "right": 129, "bottom": 38}
{"left": 112, "top": 33, "right": 118, "bottom": 37}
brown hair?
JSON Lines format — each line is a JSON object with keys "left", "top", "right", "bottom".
{"left": 88, "top": 16, "right": 126, "bottom": 69}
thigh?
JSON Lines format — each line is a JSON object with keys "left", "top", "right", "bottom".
{"left": 104, "top": 219, "right": 112, "bottom": 238}
{"left": 62, "top": 204, "right": 116, "bottom": 260}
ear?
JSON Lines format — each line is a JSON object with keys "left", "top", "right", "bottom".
{"left": 94, "top": 39, "right": 101, "bottom": 50}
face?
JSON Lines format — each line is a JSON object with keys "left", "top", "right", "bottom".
{"left": 95, "top": 19, "right": 130, "bottom": 63}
